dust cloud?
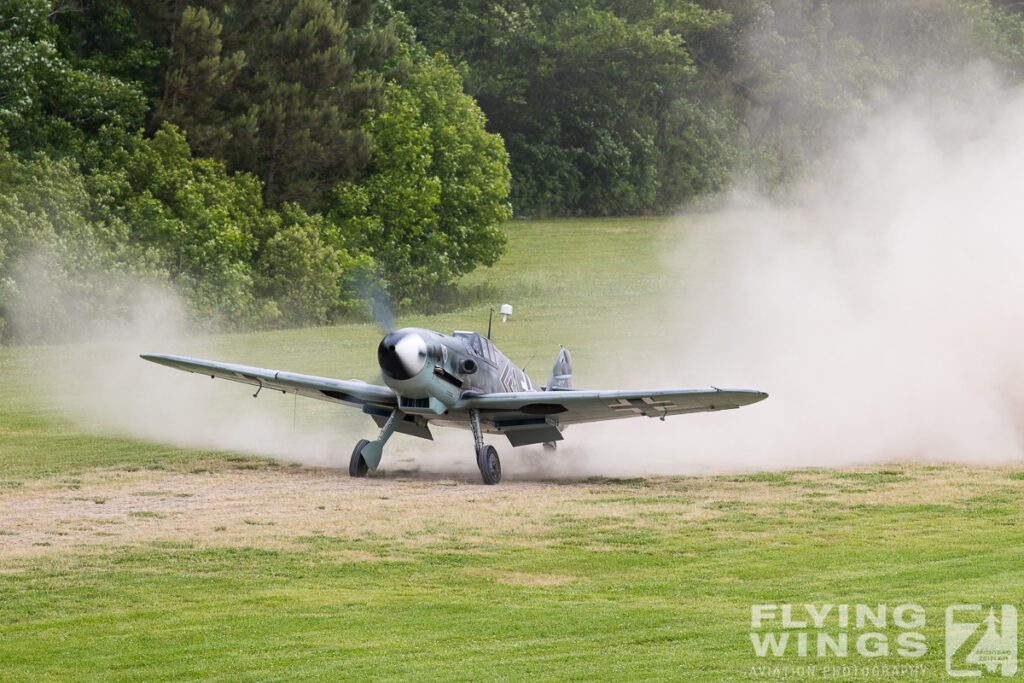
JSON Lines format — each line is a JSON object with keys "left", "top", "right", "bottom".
{"left": 39, "top": 286, "right": 365, "bottom": 470}
{"left": 28, "top": 67, "right": 1024, "bottom": 480}
{"left": 35, "top": 284, "right": 483, "bottom": 477}
{"left": 563, "top": 64, "right": 1024, "bottom": 476}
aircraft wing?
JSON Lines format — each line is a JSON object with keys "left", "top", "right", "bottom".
{"left": 458, "top": 388, "right": 767, "bottom": 444}
{"left": 140, "top": 354, "right": 397, "bottom": 410}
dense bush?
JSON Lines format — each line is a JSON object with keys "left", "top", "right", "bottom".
{"left": 327, "top": 52, "right": 511, "bottom": 304}
{"left": 4, "top": 0, "right": 1024, "bottom": 341}
{"left": 0, "top": 125, "right": 376, "bottom": 342}
{"left": 395, "top": 0, "right": 734, "bottom": 216}
{"left": 397, "top": 0, "right": 1024, "bottom": 214}
{"left": 0, "top": 0, "right": 512, "bottom": 342}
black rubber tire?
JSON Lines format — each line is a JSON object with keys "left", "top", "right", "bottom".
{"left": 476, "top": 444, "right": 501, "bottom": 485}
{"left": 350, "top": 439, "right": 370, "bottom": 478}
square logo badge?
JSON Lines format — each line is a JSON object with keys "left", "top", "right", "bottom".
{"left": 946, "top": 604, "right": 1017, "bottom": 677}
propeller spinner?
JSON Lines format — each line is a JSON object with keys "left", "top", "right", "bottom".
{"left": 377, "top": 330, "right": 428, "bottom": 381}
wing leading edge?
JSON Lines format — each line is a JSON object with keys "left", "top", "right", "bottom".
{"left": 459, "top": 387, "right": 768, "bottom": 426}
{"left": 142, "top": 353, "right": 766, "bottom": 449}
{"left": 441, "top": 387, "right": 766, "bottom": 447}
{"left": 140, "top": 354, "right": 396, "bottom": 410}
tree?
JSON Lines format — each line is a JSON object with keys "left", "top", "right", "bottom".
{"left": 708, "top": 0, "right": 1024, "bottom": 190}
{"left": 152, "top": 0, "right": 397, "bottom": 206}
{"left": 256, "top": 205, "right": 376, "bottom": 326}
{"left": 394, "top": 0, "right": 734, "bottom": 216}
{"left": 83, "top": 124, "right": 265, "bottom": 325}
{"left": 327, "top": 52, "right": 511, "bottom": 304}
{"left": 51, "top": 0, "right": 169, "bottom": 97}
{"left": 0, "top": 0, "right": 146, "bottom": 158}
{"left": 0, "top": 135, "right": 159, "bottom": 343}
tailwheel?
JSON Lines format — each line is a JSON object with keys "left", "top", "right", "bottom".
{"left": 349, "top": 439, "right": 370, "bottom": 478}
{"left": 476, "top": 444, "right": 501, "bottom": 485}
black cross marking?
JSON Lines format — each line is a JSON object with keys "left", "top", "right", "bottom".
{"left": 608, "top": 397, "right": 676, "bottom": 417}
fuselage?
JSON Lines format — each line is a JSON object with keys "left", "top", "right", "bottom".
{"left": 377, "top": 327, "right": 539, "bottom": 416}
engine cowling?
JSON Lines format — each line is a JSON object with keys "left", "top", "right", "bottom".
{"left": 376, "top": 328, "right": 458, "bottom": 414}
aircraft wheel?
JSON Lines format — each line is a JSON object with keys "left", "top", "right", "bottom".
{"left": 349, "top": 439, "right": 370, "bottom": 478}
{"left": 543, "top": 441, "right": 557, "bottom": 451}
{"left": 477, "top": 444, "right": 501, "bottom": 485}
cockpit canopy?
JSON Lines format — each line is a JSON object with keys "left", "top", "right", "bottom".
{"left": 452, "top": 331, "right": 499, "bottom": 365}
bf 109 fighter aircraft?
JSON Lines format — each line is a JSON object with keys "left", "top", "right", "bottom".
{"left": 142, "top": 307, "right": 767, "bottom": 484}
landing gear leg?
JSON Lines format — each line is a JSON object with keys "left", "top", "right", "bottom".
{"left": 350, "top": 408, "right": 399, "bottom": 477}
{"left": 469, "top": 409, "right": 501, "bottom": 485}
{"left": 349, "top": 439, "right": 370, "bottom": 477}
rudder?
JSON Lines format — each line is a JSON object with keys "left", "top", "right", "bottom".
{"left": 546, "top": 347, "right": 572, "bottom": 390}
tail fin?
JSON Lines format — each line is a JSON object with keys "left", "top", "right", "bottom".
{"left": 546, "top": 347, "right": 572, "bottom": 390}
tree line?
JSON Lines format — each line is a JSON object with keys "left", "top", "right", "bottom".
{"left": 2, "top": 0, "right": 1023, "bottom": 341}
{"left": 397, "top": 0, "right": 1024, "bottom": 216}
{"left": 0, "top": 0, "right": 510, "bottom": 342}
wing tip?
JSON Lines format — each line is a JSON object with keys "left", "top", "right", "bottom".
{"left": 140, "top": 353, "right": 183, "bottom": 369}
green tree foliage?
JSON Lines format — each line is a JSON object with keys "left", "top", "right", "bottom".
{"left": 256, "top": 205, "right": 376, "bottom": 327}
{"left": 327, "top": 51, "right": 511, "bottom": 304}
{"left": 85, "top": 124, "right": 270, "bottom": 326}
{"left": 7, "top": 0, "right": 1024, "bottom": 342}
{"left": 0, "top": 123, "right": 379, "bottom": 341}
{"left": 711, "top": 0, "right": 1024, "bottom": 188}
{"left": 0, "top": 0, "right": 146, "bottom": 157}
{"left": 0, "top": 0, "right": 513, "bottom": 340}
{"left": 395, "top": 0, "right": 736, "bottom": 216}
{"left": 152, "top": 0, "right": 397, "bottom": 206}
{"left": 51, "top": 0, "right": 168, "bottom": 95}
{"left": 397, "top": 0, "right": 1024, "bottom": 213}
{"left": 0, "top": 137, "right": 155, "bottom": 343}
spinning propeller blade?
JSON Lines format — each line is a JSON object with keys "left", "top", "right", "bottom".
{"left": 369, "top": 290, "right": 394, "bottom": 335}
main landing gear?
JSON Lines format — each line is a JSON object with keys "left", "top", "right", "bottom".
{"left": 476, "top": 444, "right": 501, "bottom": 485}
{"left": 350, "top": 439, "right": 370, "bottom": 478}
{"left": 349, "top": 409, "right": 397, "bottom": 479}
{"left": 470, "top": 408, "right": 500, "bottom": 485}
{"left": 348, "top": 408, "right": 501, "bottom": 485}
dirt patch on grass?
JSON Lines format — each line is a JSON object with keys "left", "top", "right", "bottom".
{"left": 465, "top": 568, "right": 576, "bottom": 586}
{"left": 0, "top": 463, "right": 1018, "bottom": 561}
{"left": 0, "top": 468, "right": 584, "bottom": 558}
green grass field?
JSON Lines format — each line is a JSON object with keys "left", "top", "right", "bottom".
{"left": 2, "top": 217, "right": 1024, "bottom": 681}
